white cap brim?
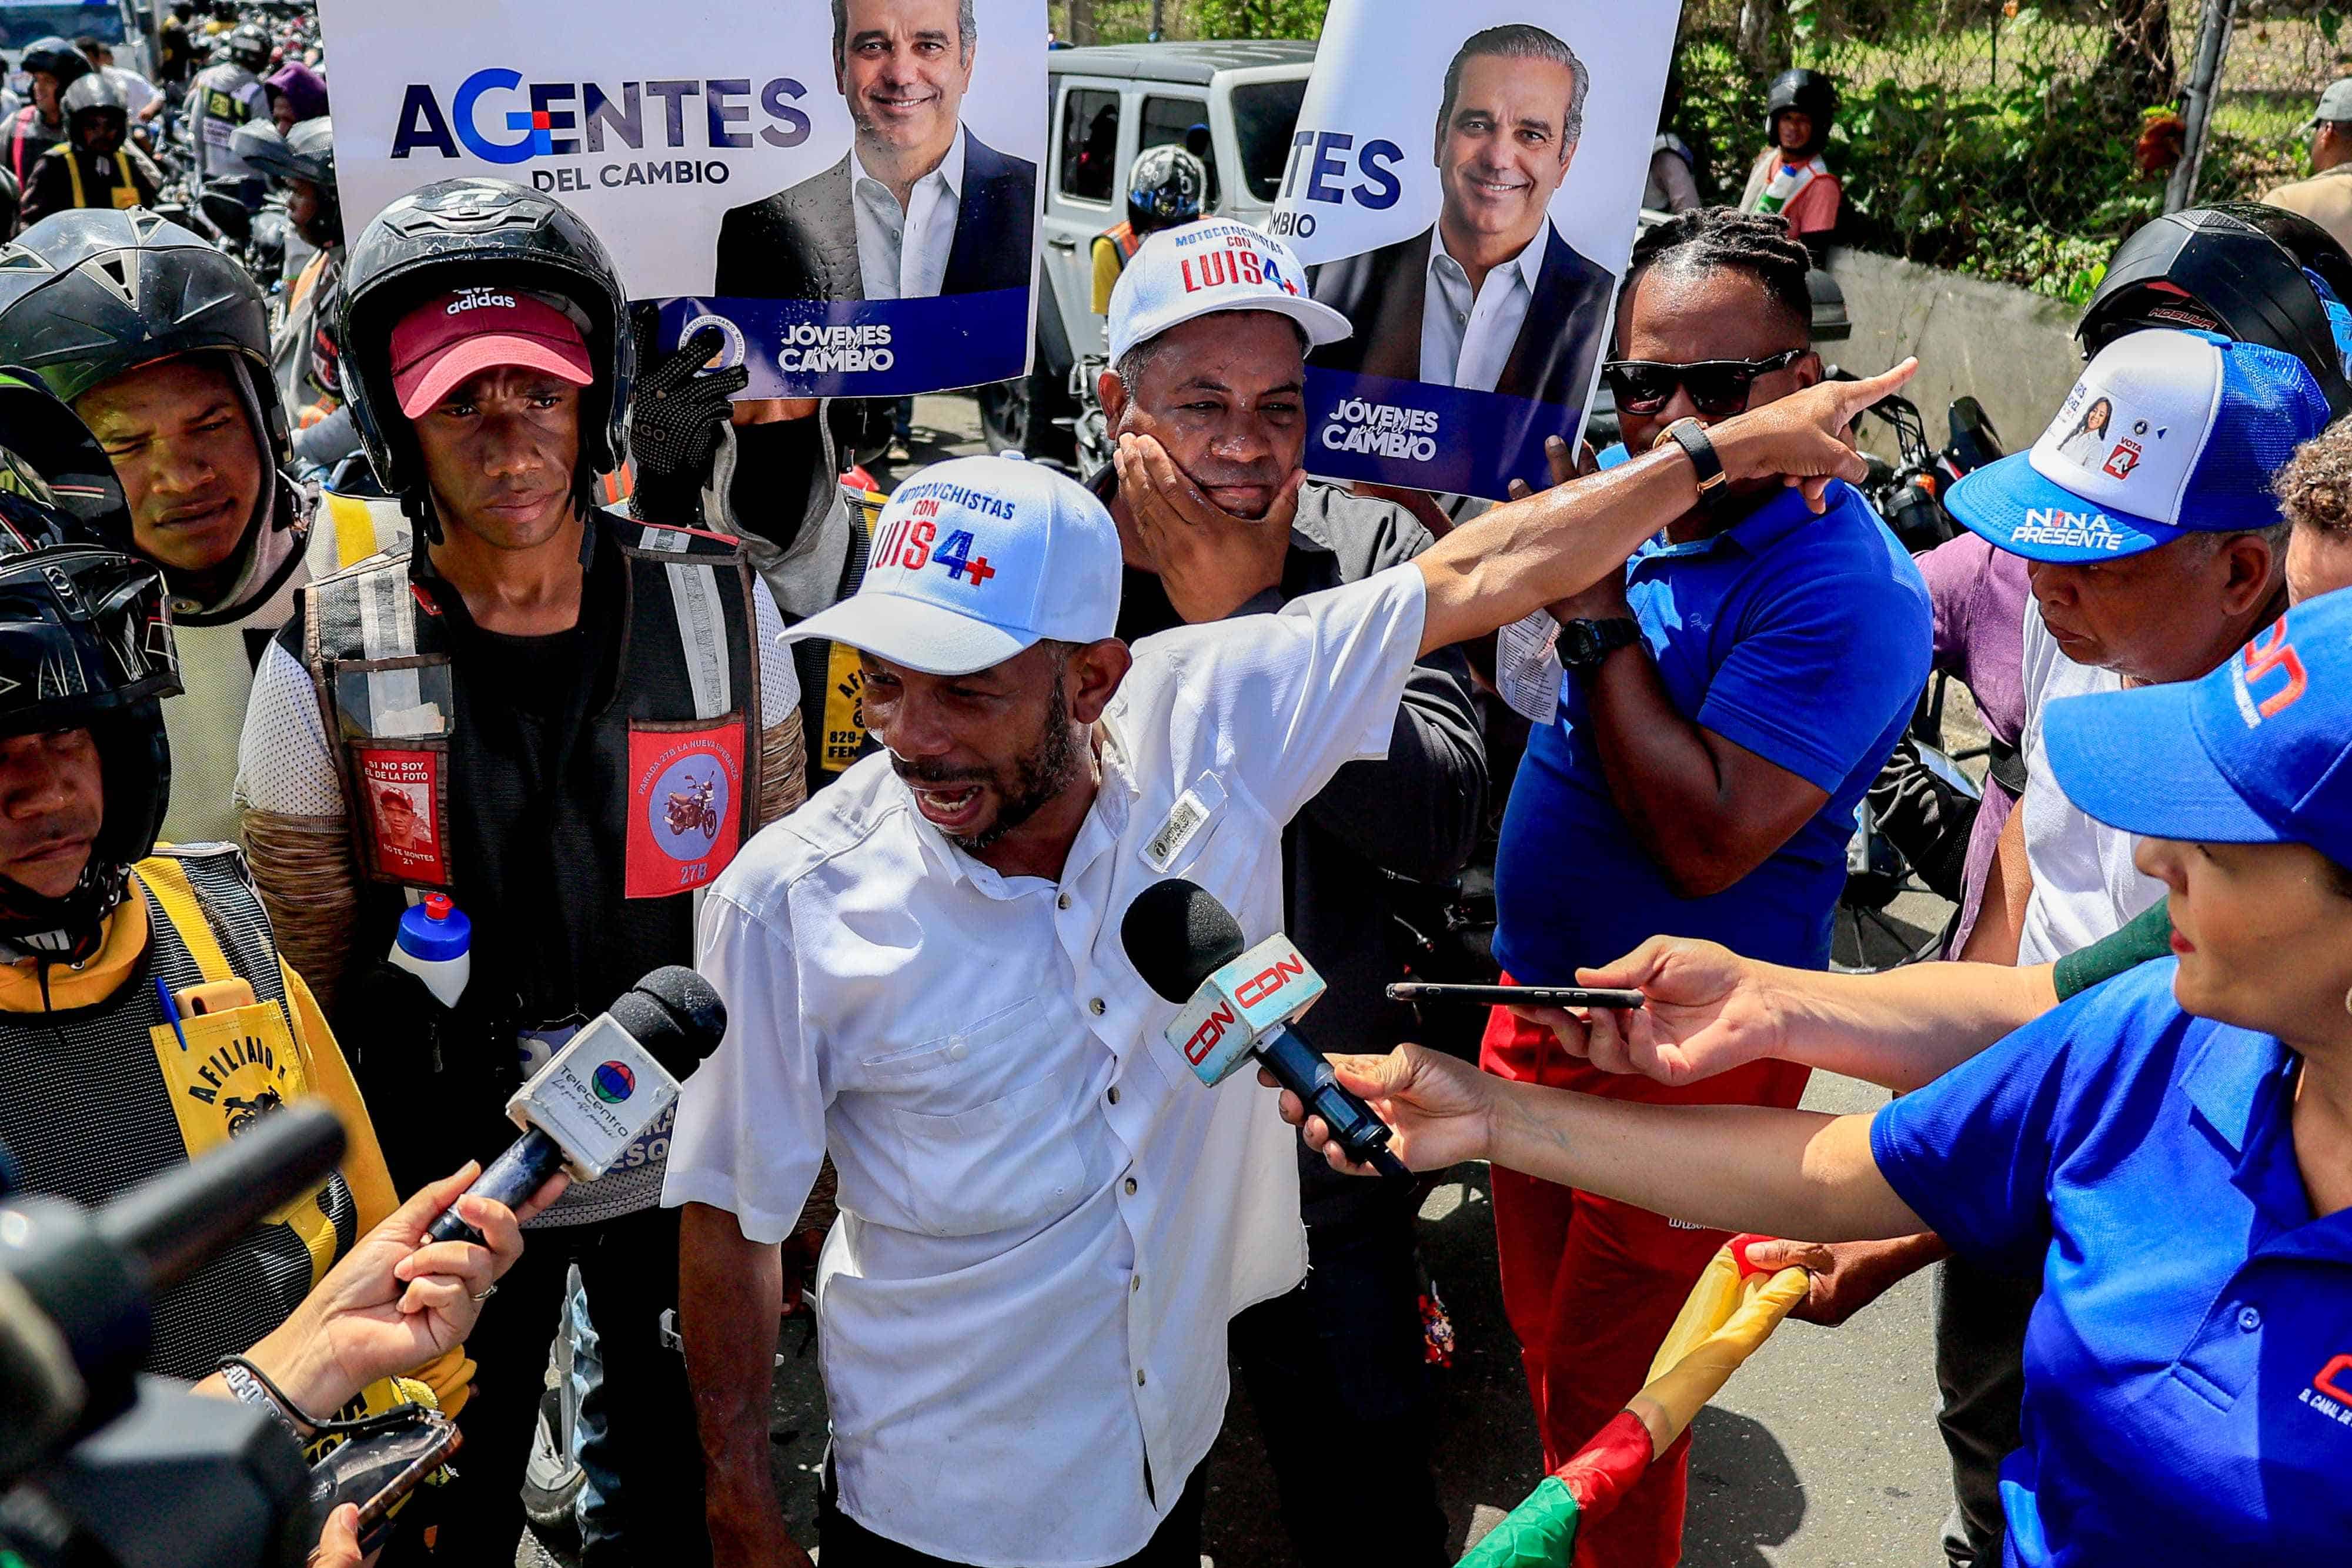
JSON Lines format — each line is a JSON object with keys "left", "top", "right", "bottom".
{"left": 1112, "top": 292, "right": 1354, "bottom": 366}
{"left": 782, "top": 591, "right": 1035, "bottom": 677}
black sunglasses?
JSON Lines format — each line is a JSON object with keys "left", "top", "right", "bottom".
{"left": 1603, "top": 349, "right": 1809, "bottom": 418}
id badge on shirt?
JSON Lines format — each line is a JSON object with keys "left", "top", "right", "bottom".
{"left": 1141, "top": 771, "right": 1227, "bottom": 873}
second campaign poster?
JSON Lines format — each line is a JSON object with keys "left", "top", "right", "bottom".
{"left": 319, "top": 0, "right": 1048, "bottom": 399}
{"left": 1272, "top": 1, "right": 1681, "bottom": 499}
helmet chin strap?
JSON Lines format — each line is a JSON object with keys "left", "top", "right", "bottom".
{"left": 0, "top": 856, "right": 132, "bottom": 968}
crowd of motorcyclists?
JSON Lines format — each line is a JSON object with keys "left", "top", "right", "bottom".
{"left": 6, "top": 6, "right": 2352, "bottom": 1567}
{"left": 0, "top": 8, "right": 358, "bottom": 488}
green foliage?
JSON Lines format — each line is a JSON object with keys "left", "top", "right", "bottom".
{"left": 1681, "top": 26, "right": 2170, "bottom": 302}
{"left": 1190, "top": 0, "right": 1328, "bottom": 39}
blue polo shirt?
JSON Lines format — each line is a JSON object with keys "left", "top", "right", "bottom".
{"left": 1873, "top": 961, "right": 2352, "bottom": 1566}
{"left": 1492, "top": 469, "right": 1930, "bottom": 982}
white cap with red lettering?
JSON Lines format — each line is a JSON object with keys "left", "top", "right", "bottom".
{"left": 1106, "top": 218, "right": 1352, "bottom": 366}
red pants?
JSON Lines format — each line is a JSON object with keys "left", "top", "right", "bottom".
{"left": 1481, "top": 983, "right": 1812, "bottom": 1568}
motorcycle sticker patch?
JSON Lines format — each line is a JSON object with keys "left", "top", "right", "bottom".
{"left": 627, "top": 720, "right": 746, "bottom": 898}
{"left": 356, "top": 746, "right": 449, "bottom": 885}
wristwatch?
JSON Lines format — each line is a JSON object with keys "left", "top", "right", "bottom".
{"left": 1559, "top": 617, "right": 1641, "bottom": 671}
{"left": 1653, "top": 417, "right": 1729, "bottom": 511}
{"left": 218, "top": 1359, "right": 306, "bottom": 1441}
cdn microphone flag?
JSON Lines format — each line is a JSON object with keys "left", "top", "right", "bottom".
{"left": 1121, "top": 878, "right": 1407, "bottom": 1178}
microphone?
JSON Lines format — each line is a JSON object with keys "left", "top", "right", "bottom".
{"left": 1, "top": 1102, "right": 349, "bottom": 1485}
{"left": 1120, "top": 880, "right": 1409, "bottom": 1179}
{"left": 96, "top": 1101, "right": 349, "bottom": 1294}
{"left": 424, "top": 967, "right": 727, "bottom": 1246}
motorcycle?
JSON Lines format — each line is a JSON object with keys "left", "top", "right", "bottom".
{"left": 1834, "top": 393, "right": 2011, "bottom": 972}
{"left": 663, "top": 773, "right": 720, "bottom": 842}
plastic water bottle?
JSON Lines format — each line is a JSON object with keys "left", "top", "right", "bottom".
{"left": 389, "top": 893, "right": 471, "bottom": 1009}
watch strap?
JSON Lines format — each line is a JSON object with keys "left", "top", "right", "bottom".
{"left": 1655, "top": 417, "right": 1728, "bottom": 506}
{"left": 1561, "top": 617, "right": 1641, "bottom": 670}
{"left": 218, "top": 1360, "right": 305, "bottom": 1440}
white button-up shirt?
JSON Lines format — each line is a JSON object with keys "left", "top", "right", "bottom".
{"left": 664, "top": 567, "right": 1429, "bottom": 1567}
{"left": 1421, "top": 220, "right": 1549, "bottom": 393}
{"left": 850, "top": 126, "right": 965, "bottom": 300}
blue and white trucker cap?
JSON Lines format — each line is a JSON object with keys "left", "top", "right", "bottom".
{"left": 1107, "top": 218, "right": 1351, "bottom": 367}
{"left": 1946, "top": 328, "right": 2328, "bottom": 562}
{"left": 783, "top": 454, "right": 1121, "bottom": 676}
{"left": 2044, "top": 588, "right": 2352, "bottom": 871}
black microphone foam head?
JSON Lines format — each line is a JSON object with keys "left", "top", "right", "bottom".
{"left": 608, "top": 966, "right": 729, "bottom": 1078}
{"left": 1120, "top": 878, "right": 1246, "bottom": 1004}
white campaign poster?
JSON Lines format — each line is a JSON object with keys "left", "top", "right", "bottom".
{"left": 1271, "top": 1, "right": 1681, "bottom": 498}
{"left": 319, "top": 0, "right": 1050, "bottom": 397}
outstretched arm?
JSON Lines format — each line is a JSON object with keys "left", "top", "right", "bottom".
{"left": 1413, "top": 362, "right": 1917, "bottom": 656}
{"left": 1267, "top": 1045, "right": 1927, "bottom": 1245}
{"left": 1501, "top": 936, "right": 2061, "bottom": 1095}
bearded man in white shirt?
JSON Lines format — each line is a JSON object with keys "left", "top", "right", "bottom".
{"left": 712, "top": 0, "right": 1037, "bottom": 302}
{"left": 667, "top": 218, "right": 1911, "bottom": 1568}
{"left": 1309, "top": 22, "right": 1616, "bottom": 411}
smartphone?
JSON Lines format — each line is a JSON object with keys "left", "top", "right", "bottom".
{"left": 176, "top": 978, "right": 257, "bottom": 1016}
{"left": 1385, "top": 981, "right": 1645, "bottom": 1009}
{"left": 336, "top": 1415, "right": 463, "bottom": 1549}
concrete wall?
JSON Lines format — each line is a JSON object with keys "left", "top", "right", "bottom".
{"left": 1823, "top": 249, "right": 2083, "bottom": 460}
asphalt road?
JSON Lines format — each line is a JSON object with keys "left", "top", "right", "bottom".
{"left": 527, "top": 393, "right": 1972, "bottom": 1566}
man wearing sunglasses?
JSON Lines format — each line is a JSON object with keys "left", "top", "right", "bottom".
{"left": 1478, "top": 207, "right": 1932, "bottom": 1568}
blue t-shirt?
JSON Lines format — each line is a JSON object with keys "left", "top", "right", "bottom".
{"left": 1492, "top": 469, "right": 1930, "bottom": 982}
{"left": 1873, "top": 961, "right": 2352, "bottom": 1567}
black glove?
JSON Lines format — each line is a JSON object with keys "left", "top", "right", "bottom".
{"left": 628, "top": 303, "right": 751, "bottom": 528}
{"left": 1866, "top": 735, "right": 1982, "bottom": 903}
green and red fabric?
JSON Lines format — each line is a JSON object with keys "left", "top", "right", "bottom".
{"left": 1458, "top": 1237, "right": 1810, "bottom": 1566}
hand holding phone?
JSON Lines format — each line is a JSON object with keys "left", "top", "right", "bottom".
{"left": 1386, "top": 981, "right": 1646, "bottom": 1010}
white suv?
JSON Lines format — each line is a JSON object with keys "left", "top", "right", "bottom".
{"left": 975, "top": 39, "right": 1315, "bottom": 459}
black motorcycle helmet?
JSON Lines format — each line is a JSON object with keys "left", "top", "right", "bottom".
{"left": 0, "top": 209, "right": 290, "bottom": 481}
{"left": 338, "top": 178, "right": 633, "bottom": 537}
{"left": 236, "top": 115, "right": 336, "bottom": 246}
{"left": 58, "top": 71, "right": 129, "bottom": 152}
{"left": 0, "top": 372, "right": 177, "bottom": 963}
{"left": 2077, "top": 205, "right": 2352, "bottom": 417}
{"left": 239, "top": 114, "right": 332, "bottom": 190}
{"left": 1765, "top": 68, "right": 1835, "bottom": 158}
{"left": 18, "top": 36, "right": 89, "bottom": 85}
{"left": 222, "top": 24, "right": 269, "bottom": 73}
{"left": 1127, "top": 144, "right": 1207, "bottom": 233}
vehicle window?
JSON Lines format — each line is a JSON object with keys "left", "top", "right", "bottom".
{"left": 1140, "top": 96, "right": 1219, "bottom": 210}
{"left": 0, "top": 6, "right": 126, "bottom": 49}
{"left": 1231, "top": 77, "right": 1311, "bottom": 205}
{"left": 1058, "top": 88, "right": 1121, "bottom": 205}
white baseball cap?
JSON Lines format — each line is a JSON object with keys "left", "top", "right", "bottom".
{"left": 1106, "top": 218, "right": 1352, "bottom": 366}
{"left": 783, "top": 454, "right": 1122, "bottom": 676}
{"left": 1945, "top": 328, "right": 2328, "bottom": 562}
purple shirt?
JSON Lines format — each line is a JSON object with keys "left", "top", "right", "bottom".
{"left": 1916, "top": 533, "right": 2031, "bottom": 954}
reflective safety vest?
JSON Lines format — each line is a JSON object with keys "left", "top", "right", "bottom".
{"left": 57, "top": 143, "right": 141, "bottom": 209}
{"left": 0, "top": 845, "right": 440, "bottom": 1429}
{"left": 302, "top": 511, "right": 769, "bottom": 1223}
{"left": 161, "top": 490, "right": 405, "bottom": 847}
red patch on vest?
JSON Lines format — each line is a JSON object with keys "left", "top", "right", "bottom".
{"left": 356, "top": 747, "right": 449, "bottom": 884}
{"left": 626, "top": 721, "right": 746, "bottom": 898}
